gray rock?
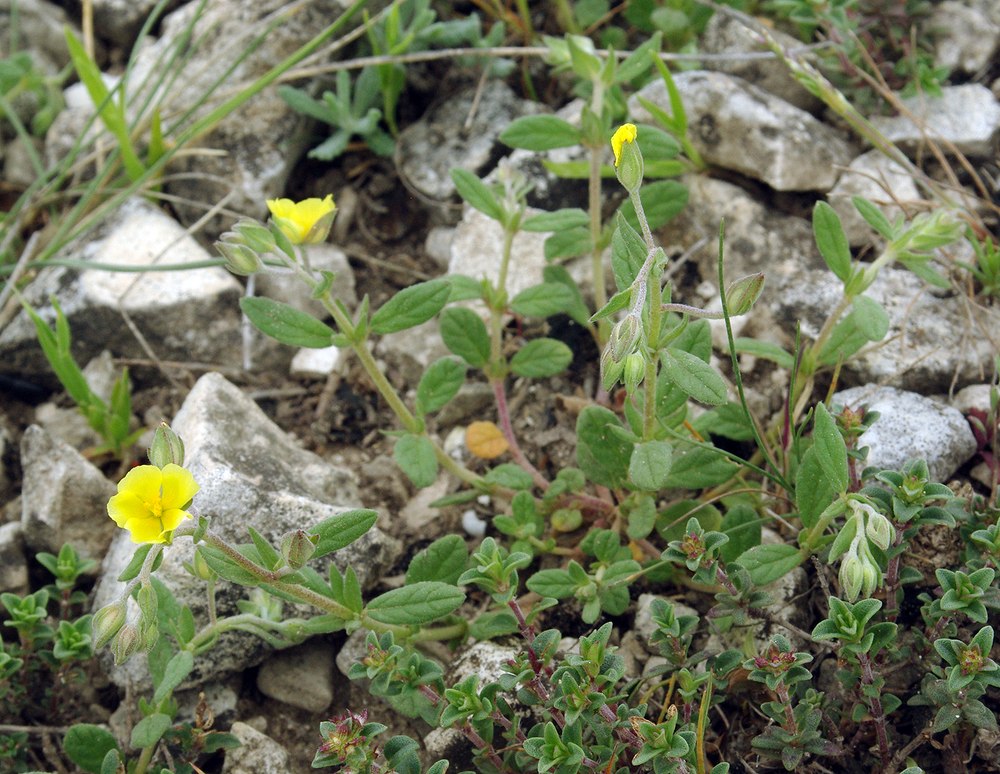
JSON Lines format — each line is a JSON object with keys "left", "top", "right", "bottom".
{"left": 257, "top": 638, "right": 336, "bottom": 712}
{"left": 174, "top": 677, "right": 241, "bottom": 729}
{"left": 832, "top": 385, "right": 977, "bottom": 482}
{"left": 425, "top": 226, "right": 456, "bottom": 270}
{"left": 335, "top": 628, "right": 368, "bottom": 678}
{"left": 0, "top": 0, "right": 86, "bottom": 75}
{"left": 657, "top": 174, "right": 823, "bottom": 290}
{"left": 33, "top": 403, "right": 104, "bottom": 452}
{"left": 20, "top": 425, "right": 117, "bottom": 560}
{"left": 776, "top": 266, "right": 1000, "bottom": 392}
{"left": 449, "top": 206, "right": 550, "bottom": 298}
{"left": 127, "top": 0, "right": 344, "bottom": 236}
{"left": 290, "top": 344, "right": 348, "bottom": 379}
{"left": 827, "top": 150, "right": 923, "bottom": 247}
{"left": 93, "top": 372, "right": 397, "bottom": 689}
{"left": 254, "top": 244, "right": 356, "bottom": 320}
{"left": 398, "top": 80, "right": 538, "bottom": 201}
{"left": 0, "top": 420, "right": 14, "bottom": 506}
{"left": 952, "top": 383, "right": 993, "bottom": 416}
{"left": 870, "top": 84, "right": 1000, "bottom": 158}
{"left": 630, "top": 71, "right": 855, "bottom": 191}
{"left": 375, "top": 319, "right": 451, "bottom": 385}
{"left": 700, "top": 12, "right": 821, "bottom": 111}
{"left": 91, "top": 0, "right": 181, "bottom": 48}
{"left": 3, "top": 136, "right": 43, "bottom": 188}
{"left": 926, "top": 1, "right": 1000, "bottom": 75}
{"left": 0, "top": 198, "right": 243, "bottom": 383}
{"left": 0, "top": 522, "right": 29, "bottom": 595}
{"left": 222, "top": 722, "right": 290, "bottom": 774}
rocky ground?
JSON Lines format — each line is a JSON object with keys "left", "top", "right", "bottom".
{"left": 1, "top": 0, "right": 1000, "bottom": 771}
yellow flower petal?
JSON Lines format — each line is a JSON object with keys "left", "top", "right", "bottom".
{"left": 117, "top": 464, "right": 163, "bottom": 503}
{"left": 107, "top": 492, "right": 146, "bottom": 529}
{"left": 159, "top": 508, "right": 192, "bottom": 534}
{"left": 611, "top": 123, "right": 637, "bottom": 167}
{"left": 266, "top": 195, "right": 336, "bottom": 245}
{"left": 160, "top": 463, "right": 199, "bottom": 509}
{"left": 125, "top": 516, "right": 169, "bottom": 545}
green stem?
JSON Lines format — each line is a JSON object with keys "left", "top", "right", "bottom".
{"left": 628, "top": 188, "right": 661, "bottom": 440}
{"left": 589, "top": 146, "right": 609, "bottom": 343}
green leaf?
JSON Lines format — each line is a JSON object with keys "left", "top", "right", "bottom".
{"left": 416, "top": 357, "right": 466, "bottom": 415}
{"left": 444, "top": 274, "right": 484, "bottom": 302}
{"left": 247, "top": 526, "right": 281, "bottom": 571}
{"left": 406, "top": 535, "right": 468, "bottom": 585}
{"left": 664, "top": 445, "right": 738, "bottom": 488}
{"left": 853, "top": 196, "right": 894, "bottom": 239}
{"left": 812, "top": 402, "right": 848, "bottom": 495}
{"left": 543, "top": 227, "right": 592, "bottom": 261}
{"left": 611, "top": 213, "right": 648, "bottom": 290}
{"left": 451, "top": 168, "right": 503, "bottom": 221}
{"left": 637, "top": 123, "right": 681, "bottom": 160}
{"left": 660, "top": 348, "right": 727, "bottom": 405}
{"left": 153, "top": 651, "right": 194, "bottom": 705}
{"left": 197, "top": 545, "right": 260, "bottom": 585}
{"left": 576, "top": 406, "right": 632, "bottom": 489}
{"left": 795, "top": 447, "right": 835, "bottom": 529}
{"left": 817, "top": 294, "right": 889, "bottom": 365}
{"left": 118, "top": 544, "right": 155, "bottom": 582}
{"left": 394, "top": 433, "right": 439, "bottom": 487}
{"left": 720, "top": 504, "right": 762, "bottom": 563}
{"left": 733, "top": 338, "right": 795, "bottom": 369}
{"left": 63, "top": 724, "right": 119, "bottom": 774}
{"left": 629, "top": 440, "right": 673, "bottom": 491}
{"left": 370, "top": 280, "right": 451, "bottom": 334}
{"left": 543, "top": 265, "right": 591, "bottom": 326}
{"left": 615, "top": 32, "right": 663, "bottom": 82}
{"left": 510, "top": 338, "right": 573, "bottom": 378}
{"left": 130, "top": 713, "right": 172, "bottom": 750}
{"left": 526, "top": 567, "right": 579, "bottom": 598}
{"left": 365, "top": 581, "right": 465, "bottom": 625}
{"left": 813, "top": 201, "right": 852, "bottom": 282}
{"left": 469, "top": 610, "right": 520, "bottom": 639}
{"left": 499, "top": 114, "right": 582, "bottom": 150}
{"left": 511, "top": 282, "right": 578, "bottom": 318}
{"left": 439, "top": 307, "right": 490, "bottom": 367}
{"left": 309, "top": 509, "right": 378, "bottom": 559}
{"left": 522, "top": 208, "right": 589, "bottom": 232}
{"left": 735, "top": 544, "right": 803, "bottom": 586}
{"left": 485, "top": 463, "right": 535, "bottom": 490}
{"left": 240, "top": 297, "right": 335, "bottom": 348}
{"left": 591, "top": 287, "right": 632, "bottom": 322}
{"left": 618, "top": 180, "right": 688, "bottom": 232}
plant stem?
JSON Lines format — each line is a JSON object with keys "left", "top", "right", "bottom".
{"left": 492, "top": 378, "right": 549, "bottom": 490}
{"left": 856, "top": 651, "right": 891, "bottom": 765}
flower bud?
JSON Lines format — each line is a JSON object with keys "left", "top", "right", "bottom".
{"left": 609, "top": 314, "right": 641, "bottom": 361}
{"left": 614, "top": 133, "right": 643, "bottom": 193}
{"left": 233, "top": 217, "right": 277, "bottom": 253}
{"left": 136, "top": 580, "right": 158, "bottom": 622}
{"left": 92, "top": 600, "right": 127, "bottom": 649}
{"left": 839, "top": 547, "right": 864, "bottom": 602}
{"left": 726, "top": 273, "right": 765, "bottom": 316}
{"left": 216, "top": 239, "right": 263, "bottom": 276}
{"left": 280, "top": 529, "right": 317, "bottom": 570}
{"left": 623, "top": 352, "right": 646, "bottom": 393}
{"left": 149, "top": 423, "right": 185, "bottom": 468}
{"left": 111, "top": 621, "right": 141, "bottom": 665}
{"left": 600, "top": 347, "right": 626, "bottom": 392}
{"left": 864, "top": 510, "right": 894, "bottom": 552}
{"left": 188, "top": 545, "right": 217, "bottom": 581}
{"left": 140, "top": 620, "right": 159, "bottom": 652}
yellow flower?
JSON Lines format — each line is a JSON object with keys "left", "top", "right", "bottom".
{"left": 611, "top": 123, "right": 638, "bottom": 167}
{"left": 266, "top": 194, "right": 337, "bottom": 244}
{"left": 107, "top": 464, "right": 199, "bottom": 544}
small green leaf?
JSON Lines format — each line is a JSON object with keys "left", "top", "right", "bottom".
{"left": 499, "top": 114, "right": 582, "bottom": 150}
{"left": 733, "top": 338, "right": 795, "bottom": 369}
{"left": 735, "top": 544, "right": 803, "bottom": 586}
{"left": 720, "top": 504, "right": 762, "bottom": 563}
{"left": 543, "top": 265, "right": 591, "bottom": 327}
{"left": 406, "top": 535, "right": 468, "bottom": 585}
{"left": 439, "top": 307, "right": 490, "bottom": 367}
{"left": 365, "top": 581, "right": 465, "bottom": 625}
{"left": 543, "top": 227, "right": 592, "bottom": 261}
{"left": 511, "top": 282, "right": 578, "bottom": 318}
{"left": 394, "top": 433, "right": 439, "bottom": 488}
{"left": 510, "top": 338, "right": 573, "bottom": 378}
{"left": 130, "top": 713, "right": 172, "bottom": 750}
{"left": 240, "top": 297, "right": 334, "bottom": 348}
{"left": 660, "top": 348, "right": 727, "bottom": 405}
{"left": 577, "top": 406, "right": 633, "bottom": 489}
{"left": 522, "top": 208, "right": 589, "bottom": 232}
{"left": 817, "top": 294, "right": 889, "bottom": 365}
{"left": 63, "top": 725, "right": 119, "bottom": 774}
{"left": 197, "top": 546, "right": 260, "bottom": 585}
{"left": 813, "top": 201, "right": 852, "bottom": 282}
{"left": 853, "top": 196, "right": 894, "bottom": 239}
{"left": 525, "top": 568, "right": 579, "bottom": 598}
{"left": 664, "top": 445, "right": 738, "bottom": 488}
{"left": 629, "top": 440, "right": 673, "bottom": 491}
{"left": 309, "top": 509, "right": 378, "bottom": 558}
{"left": 247, "top": 526, "right": 281, "bottom": 571}
{"left": 153, "top": 651, "right": 194, "bottom": 705}
{"left": 611, "top": 213, "right": 648, "bottom": 290}
{"left": 485, "top": 463, "right": 535, "bottom": 490}
{"left": 416, "top": 357, "right": 466, "bottom": 415}
{"left": 451, "top": 168, "right": 503, "bottom": 221}
{"left": 370, "top": 279, "right": 451, "bottom": 334}
{"left": 812, "top": 402, "right": 849, "bottom": 495}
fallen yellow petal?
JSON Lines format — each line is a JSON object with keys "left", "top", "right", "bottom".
{"left": 466, "top": 421, "right": 510, "bottom": 460}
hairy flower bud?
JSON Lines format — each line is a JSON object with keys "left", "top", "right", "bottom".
{"left": 608, "top": 314, "right": 641, "bottom": 361}
{"left": 215, "top": 239, "right": 263, "bottom": 276}
{"left": 111, "top": 620, "right": 141, "bottom": 665}
{"left": 600, "top": 347, "right": 626, "bottom": 392}
{"left": 148, "top": 423, "right": 185, "bottom": 468}
{"left": 233, "top": 217, "right": 277, "bottom": 253}
{"left": 726, "top": 273, "right": 765, "bottom": 316}
{"left": 623, "top": 352, "right": 646, "bottom": 393}
{"left": 92, "top": 600, "right": 127, "bottom": 649}
{"left": 613, "top": 125, "right": 643, "bottom": 193}
{"left": 280, "top": 529, "right": 317, "bottom": 570}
